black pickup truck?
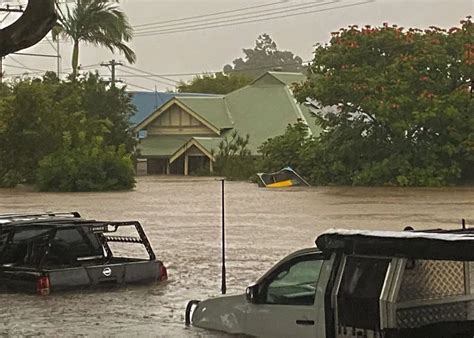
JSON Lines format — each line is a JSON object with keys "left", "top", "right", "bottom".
{"left": 0, "top": 212, "right": 167, "bottom": 295}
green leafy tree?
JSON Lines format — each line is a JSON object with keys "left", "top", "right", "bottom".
{"left": 258, "top": 122, "right": 311, "bottom": 173}
{"left": 37, "top": 131, "right": 135, "bottom": 192}
{"left": 54, "top": 0, "right": 136, "bottom": 77}
{"left": 224, "top": 34, "right": 306, "bottom": 78}
{"left": 0, "top": 77, "right": 64, "bottom": 185}
{"left": 294, "top": 17, "right": 473, "bottom": 186}
{"left": 77, "top": 72, "right": 137, "bottom": 152}
{"left": 0, "top": 72, "right": 136, "bottom": 190}
{"left": 177, "top": 72, "right": 252, "bottom": 94}
{"left": 213, "top": 130, "right": 255, "bottom": 180}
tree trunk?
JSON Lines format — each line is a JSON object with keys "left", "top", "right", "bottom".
{"left": 0, "top": 0, "right": 57, "bottom": 57}
{"left": 71, "top": 40, "right": 79, "bottom": 78}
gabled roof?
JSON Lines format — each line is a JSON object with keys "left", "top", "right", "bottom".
{"left": 129, "top": 91, "right": 218, "bottom": 126}
{"left": 133, "top": 98, "right": 222, "bottom": 135}
{"left": 224, "top": 82, "right": 320, "bottom": 153}
{"left": 133, "top": 71, "right": 321, "bottom": 157}
{"left": 169, "top": 137, "right": 221, "bottom": 163}
{"left": 178, "top": 96, "right": 233, "bottom": 129}
{"left": 251, "top": 71, "right": 306, "bottom": 86}
{"left": 138, "top": 135, "right": 224, "bottom": 161}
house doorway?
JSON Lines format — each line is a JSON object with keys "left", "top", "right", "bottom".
{"left": 170, "top": 157, "right": 184, "bottom": 175}
{"left": 188, "top": 155, "right": 210, "bottom": 174}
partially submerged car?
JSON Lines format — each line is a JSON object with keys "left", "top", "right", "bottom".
{"left": 0, "top": 212, "right": 167, "bottom": 295}
{"left": 186, "top": 228, "right": 474, "bottom": 338}
{"left": 257, "top": 167, "right": 310, "bottom": 188}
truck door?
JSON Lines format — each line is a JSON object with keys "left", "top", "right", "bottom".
{"left": 245, "top": 252, "right": 324, "bottom": 337}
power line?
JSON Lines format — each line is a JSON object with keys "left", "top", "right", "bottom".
{"left": 2, "top": 59, "right": 312, "bottom": 80}
{"left": 117, "top": 67, "right": 177, "bottom": 88}
{"left": 135, "top": 0, "right": 332, "bottom": 35}
{"left": 2, "top": 71, "right": 44, "bottom": 77}
{"left": 8, "top": 56, "right": 29, "bottom": 69}
{"left": 2, "top": 62, "right": 101, "bottom": 78}
{"left": 135, "top": 0, "right": 374, "bottom": 37}
{"left": 134, "top": 0, "right": 324, "bottom": 32}
{"left": 6, "top": 57, "right": 44, "bottom": 79}
{"left": 36, "top": 36, "right": 67, "bottom": 46}
{"left": 120, "top": 64, "right": 179, "bottom": 84}
{"left": 3, "top": 62, "right": 47, "bottom": 73}
{"left": 113, "top": 60, "right": 312, "bottom": 78}
{"left": 133, "top": 0, "right": 287, "bottom": 29}
{"left": 125, "top": 82, "right": 154, "bottom": 92}
{"left": 13, "top": 52, "right": 59, "bottom": 58}
{"left": 44, "top": 36, "right": 58, "bottom": 53}
{"left": 118, "top": 59, "right": 313, "bottom": 90}
{"left": 61, "top": 63, "right": 100, "bottom": 72}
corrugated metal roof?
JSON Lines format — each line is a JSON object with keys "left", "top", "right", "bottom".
{"left": 129, "top": 91, "right": 218, "bottom": 126}
{"left": 134, "top": 72, "right": 320, "bottom": 157}
{"left": 225, "top": 84, "right": 303, "bottom": 153}
{"left": 193, "top": 137, "right": 224, "bottom": 154}
{"left": 178, "top": 96, "right": 233, "bottom": 130}
{"left": 300, "top": 104, "right": 322, "bottom": 136}
{"left": 268, "top": 72, "right": 306, "bottom": 86}
{"left": 251, "top": 72, "right": 306, "bottom": 86}
{"left": 137, "top": 135, "right": 191, "bottom": 157}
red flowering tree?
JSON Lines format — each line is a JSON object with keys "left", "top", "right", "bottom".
{"left": 295, "top": 17, "right": 473, "bottom": 186}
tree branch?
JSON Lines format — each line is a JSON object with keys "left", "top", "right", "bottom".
{"left": 0, "top": 0, "right": 57, "bottom": 57}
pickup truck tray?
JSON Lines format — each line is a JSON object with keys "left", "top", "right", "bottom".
{"left": 0, "top": 212, "right": 167, "bottom": 294}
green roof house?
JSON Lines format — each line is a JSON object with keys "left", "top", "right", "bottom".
{"left": 133, "top": 71, "right": 319, "bottom": 175}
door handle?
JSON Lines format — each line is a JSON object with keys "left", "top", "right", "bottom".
{"left": 296, "top": 319, "right": 315, "bottom": 326}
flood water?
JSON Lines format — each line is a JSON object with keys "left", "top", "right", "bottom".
{"left": 1, "top": 177, "right": 473, "bottom": 336}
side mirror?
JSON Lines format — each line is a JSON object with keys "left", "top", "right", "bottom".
{"left": 246, "top": 284, "right": 259, "bottom": 304}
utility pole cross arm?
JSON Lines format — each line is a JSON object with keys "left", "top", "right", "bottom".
{"left": 101, "top": 59, "right": 123, "bottom": 86}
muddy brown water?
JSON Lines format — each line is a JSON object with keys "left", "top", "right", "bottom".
{"left": 0, "top": 176, "right": 473, "bottom": 336}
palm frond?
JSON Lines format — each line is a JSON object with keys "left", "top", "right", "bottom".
{"left": 60, "top": 0, "right": 136, "bottom": 65}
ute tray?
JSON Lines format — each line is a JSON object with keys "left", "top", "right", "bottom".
{"left": 0, "top": 212, "right": 165, "bottom": 293}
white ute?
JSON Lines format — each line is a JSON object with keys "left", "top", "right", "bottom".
{"left": 186, "top": 228, "right": 474, "bottom": 338}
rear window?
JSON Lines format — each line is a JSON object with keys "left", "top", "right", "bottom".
{"left": 46, "top": 227, "right": 103, "bottom": 265}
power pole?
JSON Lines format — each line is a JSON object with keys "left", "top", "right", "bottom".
{"left": 100, "top": 59, "right": 122, "bottom": 86}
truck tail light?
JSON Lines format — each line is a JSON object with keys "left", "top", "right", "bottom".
{"left": 159, "top": 264, "right": 168, "bottom": 281}
{"left": 36, "top": 276, "right": 50, "bottom": 296}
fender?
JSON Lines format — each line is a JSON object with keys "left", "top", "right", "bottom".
{"left": 190, "top": 294, "right": 247, "bottom": 334}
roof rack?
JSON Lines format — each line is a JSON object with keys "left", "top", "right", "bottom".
{"left": 0, "top": 212, "right": 81, "bottom": 224}
{"left": 316, "top": 228, "right": 474, "bottom": 261}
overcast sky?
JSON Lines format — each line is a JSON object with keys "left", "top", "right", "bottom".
{"left": 1, "top": 0, "right": 472, "bottom": 91}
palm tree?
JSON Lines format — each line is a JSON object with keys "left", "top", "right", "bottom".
{"left": 54, "top": 0, "right": 136, "bottom": 77}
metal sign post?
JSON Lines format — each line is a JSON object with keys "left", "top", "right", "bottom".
{"left": 221, "top": 179, "right": 226, "bottom": 295}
